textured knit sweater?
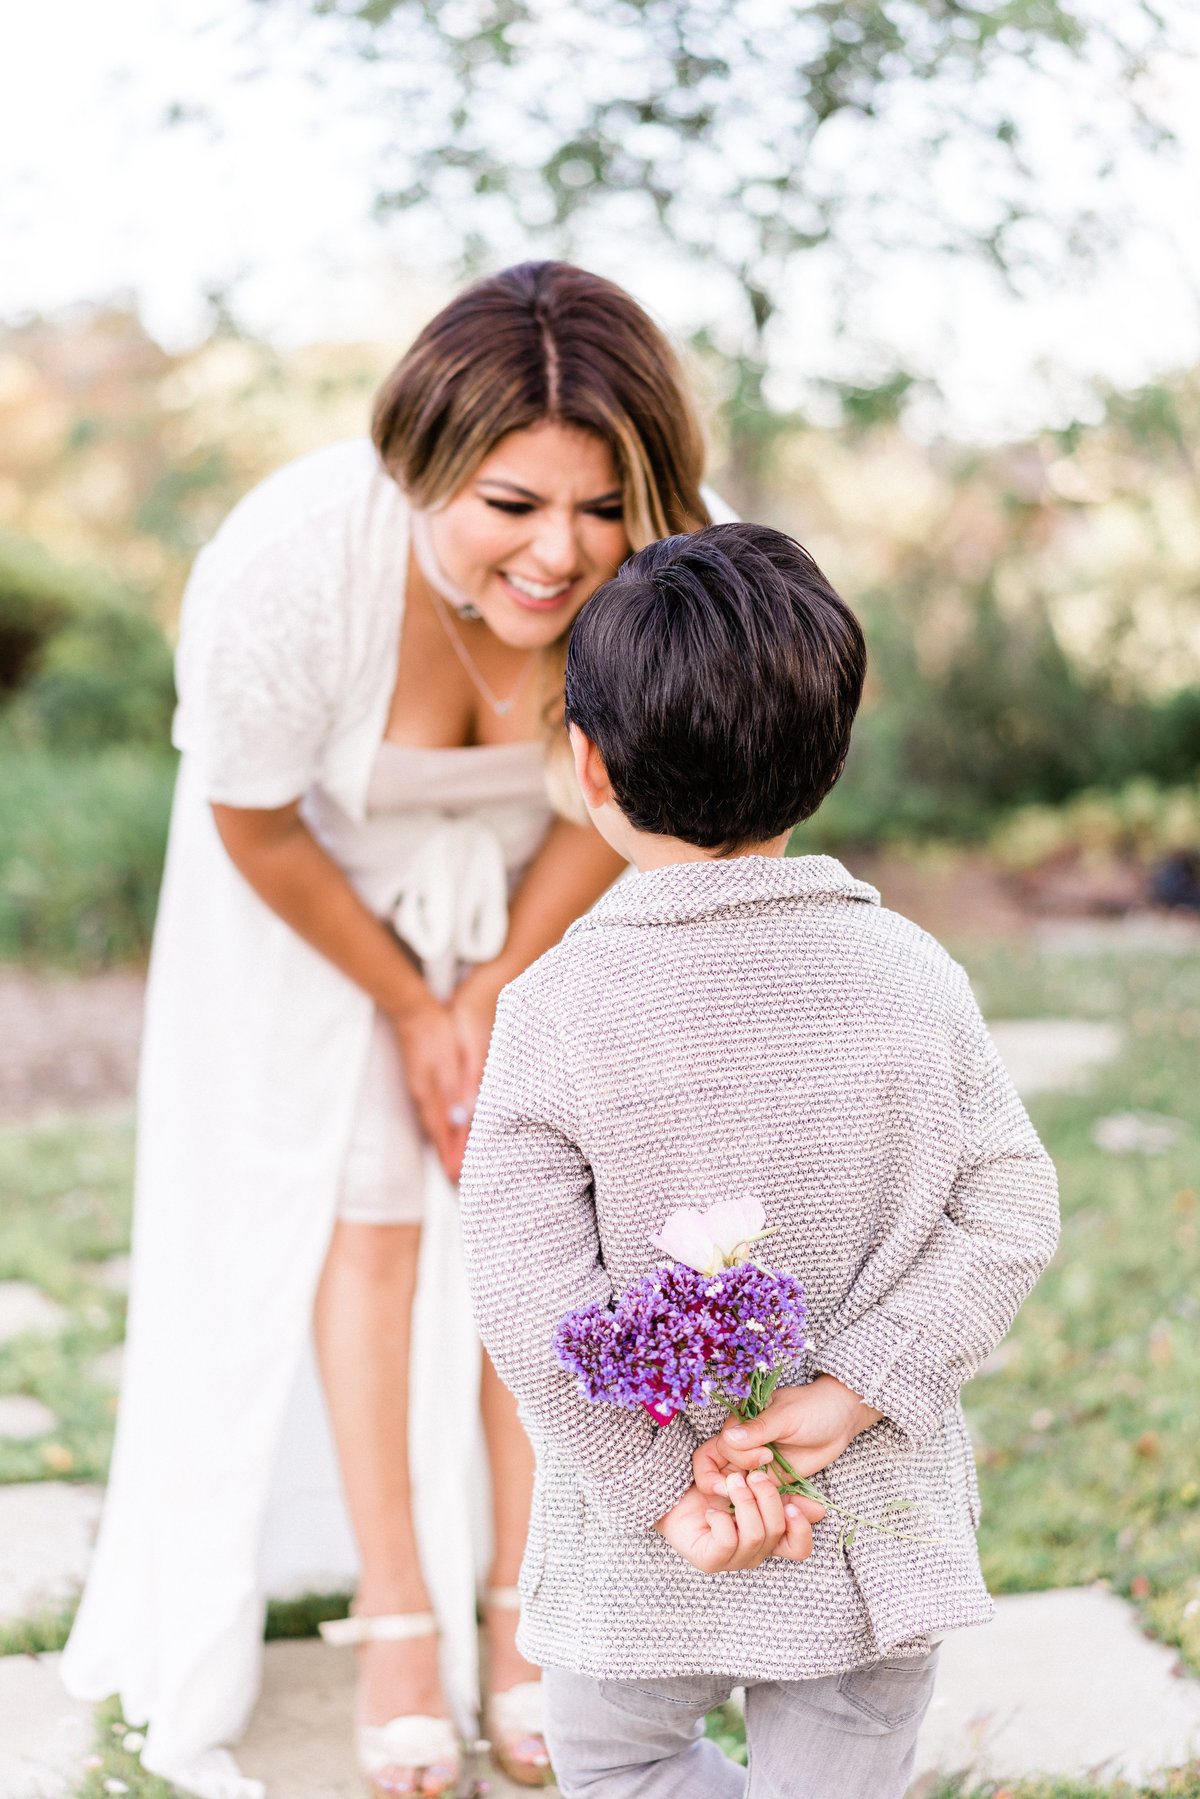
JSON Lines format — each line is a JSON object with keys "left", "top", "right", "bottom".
{"left": 459, "top": 855, "right": 1059, "bottom": 1681}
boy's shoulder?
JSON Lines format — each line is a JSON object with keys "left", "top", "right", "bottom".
{"left": 501, "top": 855, "right": 976, "bottom": 1026}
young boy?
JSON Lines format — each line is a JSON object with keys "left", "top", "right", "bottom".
{"left": 459, "top": 523, "right": 1059, "bottom": 1799}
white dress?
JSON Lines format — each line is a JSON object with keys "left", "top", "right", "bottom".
{"left": 60, "top": 437, "right": 736, "bottom": 1781}
{"left": 60, "top": 440, "right": 553, "bottom": 1774}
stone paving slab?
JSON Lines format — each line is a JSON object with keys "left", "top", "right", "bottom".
{"left": 0, "top": 1653, "right": 93, "bottom": 1798}
{"left": 1032, "top": 914, "right": 1200, "bottom": 955}
{"left": 0, "top": 1483, "right": 103, "bottom": 1621}
{"left": 0, "top": 1283, "right": 69, "bottom": 1346}
{"left": 987, "top": 1019, "right": 1123, "bottom": 1098}
{"left": 238, "top": 1639, "right": 551, "bottom": 1799}
{"left": 0, "top": 1396, "right": 61, "bottom": 1442}
{"left": 912, "top": 1588, "right": 1200, "bottom": 1787}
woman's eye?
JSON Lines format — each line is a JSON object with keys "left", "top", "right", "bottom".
{"left": 587, "top": 505, "right": 625, "bottom": 522}
{"left": 484, "top": 499, "right": 536, "bottom": 515}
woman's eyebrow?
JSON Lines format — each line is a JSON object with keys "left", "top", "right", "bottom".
{"left": 475, "top": 477, "right": 624, "bottom": 506}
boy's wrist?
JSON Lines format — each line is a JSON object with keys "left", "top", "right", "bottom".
{"left": 814, "top": 1374, "right": 884, "bottom": 1442}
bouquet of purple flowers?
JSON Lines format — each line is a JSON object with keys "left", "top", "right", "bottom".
{"left": 554, "top": 1197, "right": 927, "bottom": 1552}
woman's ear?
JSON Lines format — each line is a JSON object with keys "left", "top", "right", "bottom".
{"left": 568, "top": 722, "right": 614, "bottom": 814}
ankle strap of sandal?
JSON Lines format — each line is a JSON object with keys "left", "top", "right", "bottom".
{"left": 319, "top": 1611, "right": 438, "bottom": 1646}
{"left": 484, "top": 1586, "right": 522, "bottom": 1611}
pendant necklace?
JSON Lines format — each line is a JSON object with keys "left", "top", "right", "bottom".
{"left": 411, "top": 508, "right": 540, "bottom": 719}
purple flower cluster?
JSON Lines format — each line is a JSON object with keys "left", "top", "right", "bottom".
{"left": 554, "top": 1261, "right": 807, "bottom": 1427}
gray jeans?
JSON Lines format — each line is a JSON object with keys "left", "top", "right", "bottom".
{"left": 542, "top": 1648, "right": 939, "bottom": 1799}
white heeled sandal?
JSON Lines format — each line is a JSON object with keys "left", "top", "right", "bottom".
{"left": 319, "top": 1611, "right": 461, "bottom": 1797}
{"left": 482, "top": 1587, "right": 552, "bottom": 1789}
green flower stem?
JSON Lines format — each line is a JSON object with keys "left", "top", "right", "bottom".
{"left": 764, "top": 1443, "right": 936, "bottom": 1549}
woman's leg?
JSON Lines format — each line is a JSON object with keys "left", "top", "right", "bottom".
{"left": 480, "top": 1350, "right": 540, "bottom": 1693}
{"left": 314, "top": 1220, "right": 446, "bottom": 1727}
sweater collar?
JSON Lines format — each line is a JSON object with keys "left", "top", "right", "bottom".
{"left": 577, "top": 854, "right": 880, "bottom": 931}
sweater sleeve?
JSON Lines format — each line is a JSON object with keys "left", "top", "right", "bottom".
{"left": 814, "top": 969, "right": 1060, "bottom": 1447}
{"left": 459, "top": 983, "right": 698, "bottom": 1531}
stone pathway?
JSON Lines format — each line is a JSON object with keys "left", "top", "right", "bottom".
{"left": 913, "top": 1587, "right": 1200, "bottom": 1787}
{"left": 6, "top": 1590, "right": 1200, "bottom": 1796}
{"left": 0, "top": 1484, "right": 102, "bottom": 1620}
{"left": 0, "top": 1282, "right": 68, "bottom": 1345}
{"left": 0, "top": 1645, "right": 545, "bottom": 1799}
{"left": 987, "top": 1019, "right": 1122, "bottom": 1098}
{"left": 0, "top": 1395, "right": 60, "bottom": 1441}
{"left": 0, "top": 1653, "right": 92, "bottom": 1798}
{"left": 239, "top": 1639, "right": 542, "bottom": 1798}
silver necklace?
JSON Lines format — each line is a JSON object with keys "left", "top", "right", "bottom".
{"left": 411, "top": 511, "right": 541, "bottom": 717}
{"left": 425, "top": 579, "right": 541, "bottom": 718}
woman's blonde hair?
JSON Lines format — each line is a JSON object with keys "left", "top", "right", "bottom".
{"left": 372, "top": 262, "right": 711, "bottom": 817}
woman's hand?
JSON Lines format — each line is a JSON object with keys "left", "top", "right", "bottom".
{"left": 449, "top": 965, "right": 506, "bottom": 1121}
{"left": 388, "top": 994, "right": 473, "bottom": 1181}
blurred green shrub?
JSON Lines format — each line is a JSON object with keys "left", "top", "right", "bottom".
{"left": 0, "top": 746, "right": 175, "bottom": 965}
{"left": 792, "top": 585, "right": 1200, "bottom": 852}
{"left": 991, "top": 781, "right": 1200, "bottom": 871}
{"left": 0, "top": 535, "right": 176, "bottom": 966}
{"left": 0, "top": 535, "right": 175, "bottom": 752}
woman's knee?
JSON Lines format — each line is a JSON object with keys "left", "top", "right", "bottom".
{"left": 323, "top": 1220, "right": 421, "bottom": 1286}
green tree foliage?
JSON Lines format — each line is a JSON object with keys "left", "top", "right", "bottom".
{"left": 283, "top": 0, "right": 1170, "bottom": 504}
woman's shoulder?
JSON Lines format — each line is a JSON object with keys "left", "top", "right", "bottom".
{"left": 196, "top": 439, "right": 404, "bottom": 582}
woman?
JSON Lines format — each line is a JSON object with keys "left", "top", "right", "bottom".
{"left": 62, "top": 262, "right": 731, "bottom": 1799}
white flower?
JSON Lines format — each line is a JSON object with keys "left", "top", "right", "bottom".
{"left": 650, "top": 1196, "right": 770, "bottom": 1274}
{"left": 104, "top": 1782, "right": 130, "bottom": 1794}
{"left": 122, "top": 1733, "right": 145, "bottom": 1753}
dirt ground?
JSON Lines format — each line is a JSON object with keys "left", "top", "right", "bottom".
{"left": 843, "top": 848, "right": 1031, "bottom": 941}
{"left": 0, "top": 968, "right": 146, "bottom": 1124}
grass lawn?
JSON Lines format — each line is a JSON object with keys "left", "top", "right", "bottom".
{"left": 960, "top": 938, "right": 1200, "bottom": 1674}
{"left": 0, "top": 1116, "right": 132, "bottom": 1491}
{"left": 1, "top": 932, "right": 1198, "bottom": 1795}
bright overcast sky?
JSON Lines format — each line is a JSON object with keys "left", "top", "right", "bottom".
{"left": 2, "top": 0, "right": 1199, "bottom": 439}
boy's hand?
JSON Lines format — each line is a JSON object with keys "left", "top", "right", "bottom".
{"left": 654, "top": 1473, "right": 825, "bottom": 1573}
{"left": 693, "top": 1376, "right": 884, "bottom": 1499}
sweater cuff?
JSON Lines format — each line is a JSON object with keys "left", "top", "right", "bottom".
{"left": 583, "top": 1415, "right": 699, "bottom": 1532}
{"left": 813, "top": 1313, "right": 959, "bottom": 1449}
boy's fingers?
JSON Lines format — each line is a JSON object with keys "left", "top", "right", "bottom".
{"left": 747, "top": 1470, "right": 787, "bottom": 1547}
{"left": 720, "top": 1445, "right": 777, "bottom": 1474}
{"left": 702, "top": 1508, "right": 738, "bottom": 1568}
{"left": 792, "top": 1494, "right": 826, "bottom": 1524}
{"left": 691, "top": 1444, "right": 730, "bottom": 1497}
{"left": 725, "top": 1472, "right": 768, "bottom": 1567}
{"left": 777, "top": 1502, "right": 815, "bottom": 1562}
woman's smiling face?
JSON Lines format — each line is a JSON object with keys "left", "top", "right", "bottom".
{"left": 427, "top": 420, "right": 631, "bottom": 648}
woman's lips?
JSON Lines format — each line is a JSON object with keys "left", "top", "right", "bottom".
{"left": 498, "top": 571, "right": 579, "bottom": 611}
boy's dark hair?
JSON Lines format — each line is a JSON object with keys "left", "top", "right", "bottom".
{"left": 564, "top": 522, "right": 866, "bottom": 853}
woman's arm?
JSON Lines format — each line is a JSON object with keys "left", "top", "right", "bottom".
{"left": 212, "top": 801, "right": 469, "bottom": 1173}
{"left": 452, "top": 818, "right": 625, "bottom": 1096}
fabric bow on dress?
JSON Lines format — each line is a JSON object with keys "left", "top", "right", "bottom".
{"left": 392, "top": 817, "right": 510, "bottom": 1000}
